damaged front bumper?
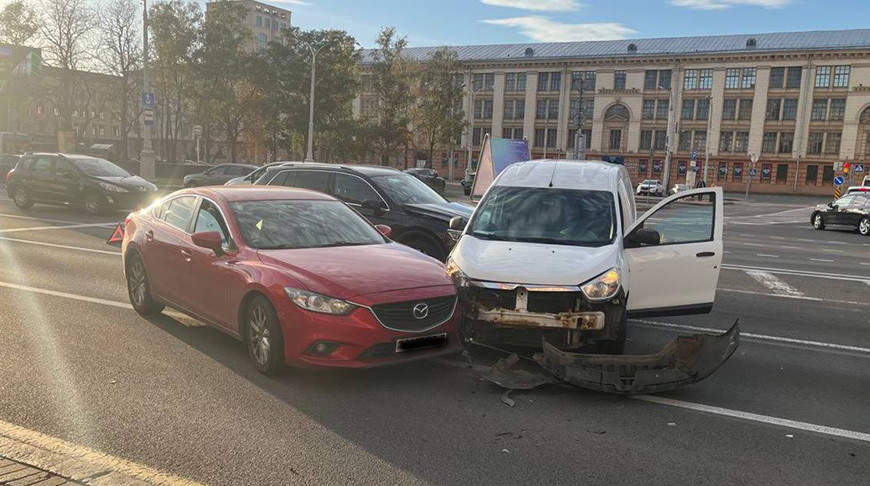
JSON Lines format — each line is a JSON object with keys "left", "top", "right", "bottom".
{"left": 533, "top": 320, "right": 740, "bottom": 394}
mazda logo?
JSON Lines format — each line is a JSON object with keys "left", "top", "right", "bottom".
{"left": 412, "top": 303, "right": 429, "bottom": 320}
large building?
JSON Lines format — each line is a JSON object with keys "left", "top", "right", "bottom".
{"left": 360, "top": 29, "right": 870, "bottom": 195}
{"left": 208, "top": 0, "right": 292, "bottom": 52}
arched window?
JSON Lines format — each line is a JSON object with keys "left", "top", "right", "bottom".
{"left": 860, "top": 106, "right": 870, "bottom": 125}
{"left": 604, "top": 104, "right": 630, "bottom": 122}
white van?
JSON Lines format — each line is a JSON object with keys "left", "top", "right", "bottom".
{"left": 447, "top": 160, "right": 737, "bottom": 392}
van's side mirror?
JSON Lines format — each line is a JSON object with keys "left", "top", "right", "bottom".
{"left": 626, "top": 228, "right": 661, "bottom": 247}
{"left": 361, "top": 198, "right": 387, "bottom": 216}
{"left": 448, "top": 216, "right": 467, "bottom": 231}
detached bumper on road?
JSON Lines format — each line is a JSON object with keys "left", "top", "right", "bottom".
{"left": 535, "top": 320, "right": 740, "bottom": 394}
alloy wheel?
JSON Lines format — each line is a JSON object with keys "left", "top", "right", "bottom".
{"left": 14, "top": 189, "right": 27, "bottom": 206}
{"left": 249, "top": 305, "right": 272, "bottom": 366}
{"left": 861, "top": 218, "right": 870, "bottom": 236}
{"left": 814, "top": 214, "right": 823, "bottom": 229}
{"left": 128, "top": 260, "right": 147, "bottom": 308}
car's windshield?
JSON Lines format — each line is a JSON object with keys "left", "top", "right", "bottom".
{"left": 371, "top": 173, "right": 446, "bottom": 205}
{"left": 69, "top": 157, "right": 130, "bottom": 177}
{"left": 230, "top": 199, "right": 386, "bottom": 250}
{"left": 467, "top": 186, "right": 616, "bottom": 247}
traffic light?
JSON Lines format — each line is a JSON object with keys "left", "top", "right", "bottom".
{"left": 844, "top": 162, "right": 851, "bottom": 174}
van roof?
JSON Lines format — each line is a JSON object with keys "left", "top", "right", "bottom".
{"left": 494, "top": 160, "right": 625, "bottom": 192}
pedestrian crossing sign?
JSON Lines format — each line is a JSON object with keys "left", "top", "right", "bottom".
{"left": 855, "top": 164, "right": 865, "bottom": 173}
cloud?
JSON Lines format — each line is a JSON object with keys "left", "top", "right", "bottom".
{"left": 482, "top": 16, "right": 636, "bottom": 42}
{"left": 480, "top": 0, "right": 582, "bottom": 11}
{"left": 670, "top": 0, "right": 792, "bottom": 10}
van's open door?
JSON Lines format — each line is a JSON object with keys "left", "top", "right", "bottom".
{"left": 624, "top": 188, "right": 723, "bottom": 318}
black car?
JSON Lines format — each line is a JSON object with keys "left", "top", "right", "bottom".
{"left": 404, "top": 168, "right": 446, "bottom": 194}
{"left": 811, "top": 193, "right": 870, "bottom": 235}
{"left": 255, "top": 163, "right": 474, "bottom": 260}
{"left": 183, "top": 163, "right": 257, "bottom": 187}
{"left": 5, "top": 153, "right": 158, "bottom": 214}
{"left": 460, "top": 172, "right": 475, "bottom": 196}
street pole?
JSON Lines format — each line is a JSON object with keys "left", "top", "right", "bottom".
{"left": 703, "top": 95, "right": 713, "bottom": 184}
{"left": 465, "top": 83, "right": 483, "bottom": 173}
{"left": 663, "top": 64, "right": 679, "bottom": 193}
{"left": 573, "top": 76, "right": 586, "bottom": 160}
{"left": 746, "top": 153, "right": 758, "bottom": 200}
{"left": 305, "top": 49, "right": 317, "bottom": 162}
{"left": 139, "top": 0, "right": 155, "bottom": 180}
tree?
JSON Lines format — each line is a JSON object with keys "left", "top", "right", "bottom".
{"left": 367, "top": 27, "right": 414, "bottom": 166}
{"left": 98, "top": 0, "right": 142, "bottom": 161}
{"left": 414, "top": 47, "right": 465, "bottom": 169}
{"left": 0, "top": 1, "right": 38, "bottom": 45}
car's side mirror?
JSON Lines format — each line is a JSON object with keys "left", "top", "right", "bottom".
{"left": 827, "top": 202, "right": 834, "bottom": 208}
{"left": 361, "top": 198, "right": 387, "bottom": 216}
{"left": 191, "top": 231, "right": 224, "bottom": 255}
{"left": 626, "top": 227, "right": 661, "bottom": 247}
{"left": 448, "top": 216, "right": 468, "bottom": 231}
{"left": 375, "top": 224, "right": 392, "bottom": 238}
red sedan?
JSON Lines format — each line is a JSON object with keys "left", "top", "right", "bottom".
{"left": 121, "top": 186, "right": 460, "bottom": 374}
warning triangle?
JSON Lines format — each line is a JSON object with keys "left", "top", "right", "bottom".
{"left": 106, "top": 223, "right": 125, "bottom": 245}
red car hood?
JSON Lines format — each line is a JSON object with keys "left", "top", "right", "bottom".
{"left": 256, "top": 243, "right": 452, "bottom": 300}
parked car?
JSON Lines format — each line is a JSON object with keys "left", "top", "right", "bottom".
{"left": 461, "top": 172, "right": 476, "bottom": 196}
{"left": 845, "top": 186, "right": 870, "bottom": 195}
{"left": 254, "top": 163, "right": 474, "bottom": 261}
{"left": 5, "top": 153, "right": 158, "bottom": 214}
{"left": 404, "top": 168, "right": 446, "bottom": 194}
{"left": 811, "top": 193, "right": 870, "bottom": 235}
{"left": 445, "top": 160, "right": 735, "bottom": 393}
{"left": 0, "top": 154, "right": 19, "bottom": 179}
{"left": 225, "top": 161, "right": 295, "bottom": 186}
{"left": 183, "top": 163, "right": 257, "bottom": 188}
{"left": 122, "top": 186, "right": 460, "bottom": 373}
{"left": 636, "top": 179, "right": 665, "bottom": 196}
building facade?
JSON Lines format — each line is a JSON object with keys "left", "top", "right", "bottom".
{"left": 209, "top": 0, "right": 292, "bottom": 52}
{"left": 360, "top": 29, "right": 870, "bottom": 195}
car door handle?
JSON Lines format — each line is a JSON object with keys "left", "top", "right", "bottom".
{"left": 145, "top": 230, "right": 154, "bottom": 241}
{"left": 181, "top": 249, "right": 193, "bottom": 261}
{"left": 696, "top": 251, "right": 716, "bottom": 258}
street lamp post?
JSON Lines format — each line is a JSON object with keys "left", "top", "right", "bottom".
{"left": 746, "top": 152, "right": 759, "bottom": 200}
{"left": 299, "top": 39, "right": 337, "bottom": 163}
{"left": 572, "top": 75, "right": 586, "bottom": 160}
{"left": 139, "top": 0, "right": 155, "bottom": 180}
{"left": 703, "top": 95, "right": 713, "bottom": 184}
{"left": 464, "top": 82, "right": 484, "bottom": 174}
{"left": 662, "top": 70, "right": 678, "bottom": 193}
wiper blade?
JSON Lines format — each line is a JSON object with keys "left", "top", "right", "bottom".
{"left": 312, "top": 242, "right": 370, "bottom": 248}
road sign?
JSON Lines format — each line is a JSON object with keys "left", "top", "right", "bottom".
{"left": 833, "top": 175, "right": 844, "bottom": 186}
{"left": 691, "top": 151, "right": 698, "bottom": 161}
{"left": 834, "top": 161, "right": 844, "bottom": 171}
{"left": 142, "top": 92, "right": 156, "bottom": 108}
{"left": 693, "top": 165, "right": 699, "bottom": 172}
{"left": 749, "top": 168, "right": 757, "bottom": 177}
{"left": 856, "top": 164, "right": 865, "bottom": 173}
{"left": 143, "top": 109, "right": 154, "bottom": 126}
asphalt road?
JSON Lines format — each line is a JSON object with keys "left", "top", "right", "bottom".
{"left": 0, "top": 186, "right": 868, "bottom": 485}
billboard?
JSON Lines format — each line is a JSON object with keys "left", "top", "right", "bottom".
{"left": 470, "top": 135, "right": 531, "bottom": 200}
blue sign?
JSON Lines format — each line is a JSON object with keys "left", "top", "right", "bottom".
{"left": 749, "top": 168, "right": 757, "bottom": 177}
{"left": 142, "top": 92, "right": 156, "bottom": 108}
{"left": 693, "top": 165, "right": 700, "bottom": 172}
{"left": 691, "top": 151, "right": 698, "bottom": 161}
{"left": 855, "top": 164, "right": 865, "bottom": 173}
{"left": 833, "top": 176, "right": 845, "bottom": 186}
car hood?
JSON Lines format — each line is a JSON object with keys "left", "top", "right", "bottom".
{"left": 225, "top": 176, "right": 251, "bottom": 185}
{"left": 403, "top": 202, "right": 474, "bottom": 222}
{"left": 256, "top": 242, "right": 452, "bottom": 300}
{"left": 452, "top": 235, "right": 621, "bottom": 286}
{"left": 94, "top": 175, "right": 157, "bottom": 191}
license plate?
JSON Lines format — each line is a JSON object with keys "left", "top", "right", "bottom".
{"left": 395, "top": 333, "right": 448, "bottom": 353}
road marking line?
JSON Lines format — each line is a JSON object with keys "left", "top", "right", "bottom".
{"left": 632, "top": 395, "right": 870, "bottom": 444}
{"left": 0, "top": 212, "right": 107, "bottom": 225}
{"left": 861, "top": 263, "right": 870, "bottom": 266}
{"left": 744, "top": 271, "right": 804, "bottom": 297}
{"left": 719, "top": 287, "right": 869, "bottom": 307}
{"left": 0, "top": 418, "right": 208, "bottom": 485}
{"left": 810, "top": 258, "right": 835, "bottom": 263}
{"left": 0, "top": 223, "right": 114, "bottom": 234}
{"left": 722, "top": 265, "right": 870, "bottom": 284}
{"left": 723, "top": 250, "right": 731, "bottom": 254}
{"left": 826, "top": 241, "right": 847, "bottom": 245}
{"left": 739, "top": 242, "right": 765, "bottom": 247}
{"left": 755, "top": 254, "right": 779, "bottom": 258}
{"left": 822, "top": 249, "right": 844, "bottom": 253}
{"left": 769, "top": 236, "right": 786, "bottom": 240}
{"left": 0, "top": 237, "right": 121, "bottom": 255}
{"left": 780, "top": 246, "right": 801, "bottom": 250}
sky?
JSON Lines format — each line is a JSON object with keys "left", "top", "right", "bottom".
{"left": 261, "top": 0, "right": 870, "bottom": 48}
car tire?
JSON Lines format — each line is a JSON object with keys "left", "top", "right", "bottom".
{"left": 812, "top": 212, "right": 825, "bottom": 230}
{"left": 12, "top": 187, "right": 34, "bottom": 210}
{"left": 860, "top": 217, "right": 870, "bottom": 236}
{"left": 596, "top": 313, "right": 627, "bottom": 355}
{"left": 245, "top": 295, "right": 285, "bottom": 375}
{"left": 126, "top": 253, "right": 164, "bottom": 316}
{"left": 398, "top": 233, "right": 445, "bottom": 261}
{"left": 84, "top": 192, "right": 105, "bottom": 214}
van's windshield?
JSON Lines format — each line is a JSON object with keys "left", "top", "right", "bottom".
{"left": 467, "top": 186, "right": 616, "bottom": 247}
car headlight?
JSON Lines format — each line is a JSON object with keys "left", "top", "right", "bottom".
{"left": 580, "top": 268, "right": 621, "bottom": 301}
{"left": 99, "top": 182, "right": 128, "bottom": 193}
{"left": 446, "top": 257, "right": 470, "bottom": 288}
{"left": 284, "top": 288, "right": 356, "bottom": 315}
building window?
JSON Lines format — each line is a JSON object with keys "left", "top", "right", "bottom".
{"left": 550, "top": 72, "right": 562, "bottom": 91}
{"left": 654, "top": 130, "right": 666, "bottom": 150}
{"left": 725, "top": 68, "right": 740, "bottom": 89}
{"left": 257, "top": 33, "right": 267, "bottom": 50}
{"left": 570, "top": 98, "right": 593, "bottom": 121}
{"left": 502, "top": 127, "right": 523, "bottom": 140}
{"left": 681, "top": 99, "right": 695, "bottom": 120}
{"left": 538, "top": 72, "right": 560, "bottom": 92}
{"left": 659, "top": 70, "right": 672, "bottom": 90}
{"left": 505, "top": 73, "right": 516, "bottom": 91}
{"left": 473, "top": 73, "right": 495, "bottom": 91}
{"left": 808, "top": 132, "right": 824, "bottom": 154}
{"left": 547, "top": 99, "right": 558, "bottom": 119}
{"left": 533, "top": 128, "right": 545, "bottom": 147}
{"left": 738, "top": 99, "right": 753, "bottom": 120}
{"left": 655, "top": 99, "right": 669, "bottom": 120}
{"left": 484, "top": 100, "right": 493, "bottom": 119}
{"left": 679, "top": 130, "right": 691, "bottom": 151}
{"left": 572, "top": 71, "right": 596, "bottom": 91}
{"left": 503, "top": 100, "right": 514, "bottom": 120}
{"left": 114, "top": 127, "right": 119, "bottom": 137}
{"left": 640, "top": 130, "right": 653, "bottom": 150}
{"left": 766, "top": 99, "right": 781, "bottom": 121}
{"left": 822, "top": 165, "right": 834, "bottom": 183}
{"left": 699, "top": 69, "right": 713, "bottom": 90}
{"left": 474, "top": 100, "right": 482, "bottom": 119}
{"left": 781, "top": 99, "right": 798, "bottom": 121}
{"left": 825, "top": 132, "right": 842, "bottom": 154}
{"left": 609, "top": 129, "right": 622, "bottom": 150}
{"left": 806, "top": 165, "right": 819, "bottom": 183}
{"left": 692, "top": 131, "right": 707, "bottom": 152}
{"left": 536, "top": 99, "right": 558, "bottom": 119}
{"left": 833, "top": 65, "right": 850, "bottom": 88}
{"left": 567, "top": 129, "right": 592, "bottom": 149}
{"left": 696, "top": 97, "right": 710, "bottom": 120}
{"left": 719, "top": 131, "right": 733, "bottom": 152}
{"left": 815, "top": 66, "right": 832, "bottom": 88}
{"left": 472, "top": 127, "right": 489, "bottom": 146}
{"left": 735, "top": 131, "right": 749, "bottom": 152}
{"left": 644, "top": 71, "right": 658, "bottom": 90}
{"left": 642, "top": 100, "right": 655, "bottom": 120}
{"left": 264, "top": 18, "right": 270, "bottom": 28}
{"left": 762, "top": 132, "right": 778, "bottom": 153}
{"left": 769, "top": 67, "right": 785, "bottom": 89}
{"left": 829, "top": 98, "right": 846, "bottom": 121}
{"left": 504, "top": 99, "right": 524, "bottom": 120}
{"left": 778, "top": 132, "right": 794, "bottom": 153}
{"left": 786, "top": 67, "right": 802, "bottom": 89}
{"left": 742, "top": 68, "right": 757, "bottom": 89}
{"left": 256, "top": 16, "right": 262, "bottom": 27}
{"left": 546, "top": 128, "right": 557, "bottom": 148}
{"left": 683, "top": 69, "right": 698, "bottom": 90}
{"left": 722, "top": 99, "right": 737, "bottom": 120}
{"left": 614, "top": 70, "right": 626, "bottom": 90}
{"left": 811, "top": 99, "right": 828, "bottom": 121}
{"left": 776, "top": 164, "right": 788, "bottom": 182}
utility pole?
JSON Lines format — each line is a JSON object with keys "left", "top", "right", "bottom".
{"left": 703, "top": 95, "right": 713, "bottom": 184}
{"left": 465, "top": 80, "right": 483, "bottom": 173}
{"left": 300, "top": 40, "right": 336, "bottom": 163}
{"left": 663, "top": 64, "right": 679, "bottom": 193}
{"left": 139, "top": 0, "right": 155, "bottom": 180}
{"left": 573, "top": 74, "right": 586, "bottom": 160}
